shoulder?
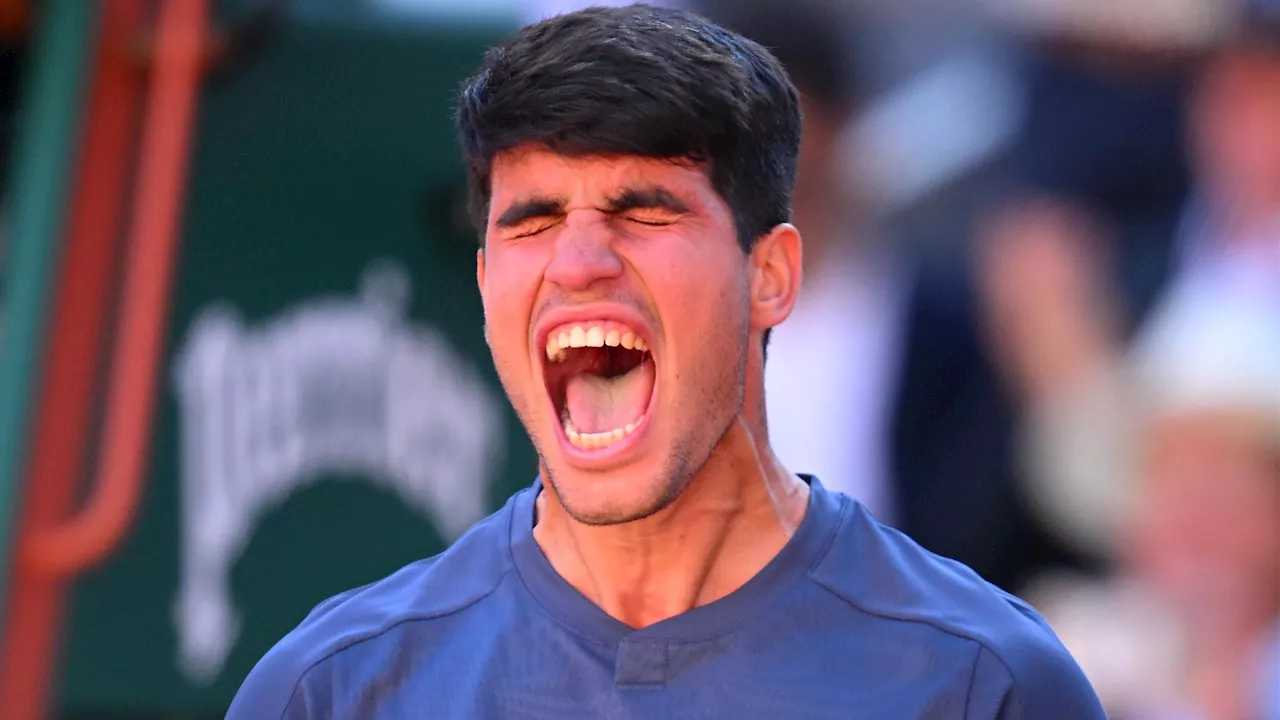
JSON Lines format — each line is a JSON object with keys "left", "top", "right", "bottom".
{"left": 225, "top": 490, "right": 524, "bottom": 719}
{"left": 810, "top": 499, "right": 1105, "bottom": 718}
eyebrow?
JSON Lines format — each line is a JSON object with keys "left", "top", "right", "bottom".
{"left": 604, "top": 186, "right": 692, "bottom": 215}
{"left": 494, "top": 196, "right": 567, "bottom": 229}
{"left": 492, "top": 185, "right": 693, "bottom": 229}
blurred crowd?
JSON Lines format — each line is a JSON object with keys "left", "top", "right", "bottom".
{"left": 0, "top": 0, "right": 1276, "bottom": 718}
{"left": 524, "top": 0, "right": 1280, "bottom": 718}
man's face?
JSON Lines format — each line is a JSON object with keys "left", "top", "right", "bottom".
{"left": 478, "top": 146, "right": 752, "bottom": 525}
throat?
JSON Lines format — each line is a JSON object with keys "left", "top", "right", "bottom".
{"left": 531, "top": 457, "right": 811, "bottom": 630}
{"left": 534, "top": 504, "right": 733, "bottom": 629}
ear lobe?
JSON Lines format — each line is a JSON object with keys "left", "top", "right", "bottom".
{"left": 749, "top": 223, "right": 802, "bottom": 332}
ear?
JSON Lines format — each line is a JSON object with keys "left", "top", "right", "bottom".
{"left": 748, "top": 223, "right": 802, "bottom": 333}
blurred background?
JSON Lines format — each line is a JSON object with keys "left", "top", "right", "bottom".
{"left": 0, "top": 0, "right": 1275, "bottom": 718}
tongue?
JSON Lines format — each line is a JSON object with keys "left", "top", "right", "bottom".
{"left": 564, "top": 359, "right": 655, "bottom": 434}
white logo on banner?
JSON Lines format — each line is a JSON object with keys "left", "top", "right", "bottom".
{"left": 171, "top": 260, "right": 503, "bottom": 684}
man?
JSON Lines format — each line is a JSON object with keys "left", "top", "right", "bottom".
{"left": 227, "top": 5, "right": 1104, "bottom": 717}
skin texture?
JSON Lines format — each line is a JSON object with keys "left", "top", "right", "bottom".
{"left": 476, "top": 145, "right": 809, "bottom": 628}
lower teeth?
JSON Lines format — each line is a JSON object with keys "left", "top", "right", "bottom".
{"left": 562, "top": 413, "right": 639, "bottom": 450}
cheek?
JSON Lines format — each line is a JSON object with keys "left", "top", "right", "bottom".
{"left": 481, "top": 248, "right": 544, "bottom": 367}
{"left": 650, "top": 236, "right": 747, "bottom": 309}
{"left": 644, "top": 242, "right": 752, "bottom": 397}
{"left": 657, "top": 266, "right": 748, "bottom": 358}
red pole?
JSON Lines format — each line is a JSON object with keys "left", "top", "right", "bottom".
{"left": 26, "top": 0, "right": 208, "bottom": 578}
{"left": 0, "top": 0, "right": 143, "bottom": 716}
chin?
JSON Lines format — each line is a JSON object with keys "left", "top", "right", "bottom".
{"left": 541, "top": 454, "right": 687, "bottom": 526}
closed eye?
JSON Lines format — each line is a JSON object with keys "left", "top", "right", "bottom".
{"left": 511, "top": 218, "right": 561, "bottom": 238}
{"left": 624, "top": 213, "right": 677, "bottom": 227}
{"left": 607, "top": 187, "right": 690, "bottom": 229}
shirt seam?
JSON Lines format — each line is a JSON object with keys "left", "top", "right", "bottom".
{"left": 809, "top": 574, "right": 1031, "bottom": 707}
{"left": 961, "top": 644, "right": 982, "bottom": 720}
{"left": 811, "top": 502, "right": 1052, "bottom": 696}
{"left": 280, "top": 682, "right": 303, "bottom": 720}
{"left": 283, "top": 565, "right": 513, "bottom": 707}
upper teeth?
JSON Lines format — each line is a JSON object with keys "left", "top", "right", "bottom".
{"left": 546, "top": 323, "right": 647, "bottom": 361}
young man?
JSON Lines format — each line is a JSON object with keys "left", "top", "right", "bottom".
{"left": 227, "top": 5, "right": 1104, "bottom": 717}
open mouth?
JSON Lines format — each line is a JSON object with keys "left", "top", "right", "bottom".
{"left": 542, "top": 321, "right": 656, "bottom": 452}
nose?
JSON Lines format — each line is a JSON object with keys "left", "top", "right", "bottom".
{"left": 544, "top": 211, "right": 624, "bottom": 291}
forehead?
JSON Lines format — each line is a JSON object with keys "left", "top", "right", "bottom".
{"left": 489, "top": 145, "right": 719, "bottom": 205}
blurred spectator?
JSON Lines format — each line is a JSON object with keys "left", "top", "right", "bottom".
{"left": 1025, "top": 256, "right": 1279, "bottom": 720}
{"left": 969, "top": 0, "right": 1219, "bottom": 586}
{"left": 985, "top": 0, "right": 1280, "bottom": 559}
{"left": 979, "top": 1, "right": 1280, "bottom": 717}
{"left": 882, "top": 2, "right": 1197, "bottom": 589}
{"left": 999, "top": 42, "right": 1192, "bottom": 325}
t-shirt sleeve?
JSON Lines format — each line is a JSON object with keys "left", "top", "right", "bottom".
{"left": 224, "top": 640, "right": 314, "bottom": 720}
{"left": 964, "top": 643, "right": 1107, "bottom": 720}
{"left": 226, "top": 586, "right": 371, "bottom": 719}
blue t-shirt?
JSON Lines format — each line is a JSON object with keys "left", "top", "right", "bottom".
{"left": 227, "top": 477, "right": 1105, "bottom": 718}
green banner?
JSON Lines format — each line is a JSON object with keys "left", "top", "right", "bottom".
{"left": 57, "top": 17, "right": 533, "bottom": 717}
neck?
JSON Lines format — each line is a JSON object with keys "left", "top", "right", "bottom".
{"left": 533, "top": 367, "right": 809, "bottom": 629}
